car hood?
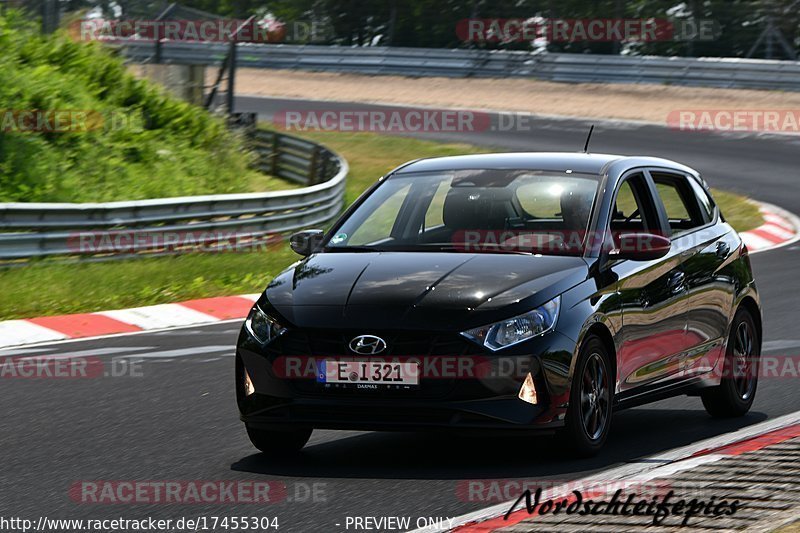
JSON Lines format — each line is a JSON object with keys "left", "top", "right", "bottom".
{"left": 263, "top": 252, "right": 588, "bottom": 330}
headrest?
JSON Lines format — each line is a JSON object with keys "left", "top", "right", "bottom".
{"left": 559, "top": 188, "right": 594, "bottom": 231}
{"left": 443, "top": 187, "right": 513, "bottom": 230}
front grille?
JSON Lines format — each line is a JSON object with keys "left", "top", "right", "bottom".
{"left": 264, "top": 329, "right": 485, "bottom": 398}
{"left": 266, "top": 329, "right": 484, "bottom": 358}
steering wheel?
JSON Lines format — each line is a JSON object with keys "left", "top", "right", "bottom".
{"left": 624, "top": 208, "right": 640, "bottom": 224}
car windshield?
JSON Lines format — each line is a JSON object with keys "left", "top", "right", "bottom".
{"left": 325, "top": 169, "right": 600, "bottom": 256}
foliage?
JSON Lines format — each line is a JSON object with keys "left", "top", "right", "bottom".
{"left": 40, "top": 0, "right": 800, "bottom": 58}
{"left": 0, "top": 11, "right": 268, "bottom": 202}
{"left": 18, "top": 0, "right": 800, "bottom": 57}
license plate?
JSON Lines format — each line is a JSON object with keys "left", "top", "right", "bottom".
{"left": 317, "top": 360, "right": 419, "bottom": 386}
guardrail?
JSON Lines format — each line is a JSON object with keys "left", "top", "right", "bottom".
{"left": 119, "top": 41, "right": 800, "bottom": 91}
{"left": 0, "top": 129, "right": 347, "bottom": 261}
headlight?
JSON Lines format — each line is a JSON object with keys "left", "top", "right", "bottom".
{"left": 461, "top": 296, "right": 561, "bottom": 351}
{"left": 245, "top": 305, "right": 287, "bottom": 344}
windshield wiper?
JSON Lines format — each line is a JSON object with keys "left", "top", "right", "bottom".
{"left": 450, "top": 245, "right": 533, "bottom": 255}
{"left": 323, "top": 245, "right": 386, "bottom": 253}
{"left": 393, "top": 244, "right": 534, "bottom": 255}
{"left": 325, "top": 244, "right": 534, "bottom": 255}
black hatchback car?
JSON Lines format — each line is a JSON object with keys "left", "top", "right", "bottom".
{"left": 236, "top": 153, "right": 761, "bottom": 456}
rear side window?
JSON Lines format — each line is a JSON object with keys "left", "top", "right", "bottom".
{"left": 651, "top": 172, "right": 706, "bottom": 235}
{"left": 687, "top": 177, "right": 715, "bottom": 221}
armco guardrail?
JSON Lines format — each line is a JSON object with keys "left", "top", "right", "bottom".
{"left": 0, "top": 130, "right": 347, "bottom": 261}
{"left": 119, "top": 41, "right": 800, "bottom": 91}
{"left": 252, "top": 129, "right": 337, "bottom": 185}
{"left": 535, "top": 53, "right": 800, "bottom": 89}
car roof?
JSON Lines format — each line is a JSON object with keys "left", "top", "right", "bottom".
{"left": 392, "top": 152, "right": 699, "bottom": 179}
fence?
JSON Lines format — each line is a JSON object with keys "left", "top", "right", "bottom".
{"left": 0, "top": 129, "right": 347, "bottom": 261}
{"left": 118, "top": 41, "right": 800, "bottom": 91}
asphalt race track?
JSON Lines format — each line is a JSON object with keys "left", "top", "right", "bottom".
{"left": 2, "top": 96, "right": 798, "bottom": 531}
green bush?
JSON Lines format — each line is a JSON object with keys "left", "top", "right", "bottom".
{"left": 0, "top": 12, "right": 262, "bottom": 202}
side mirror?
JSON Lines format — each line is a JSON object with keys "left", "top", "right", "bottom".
{"left": 610, "top": 233, "right": 671, "bottom": 261}
{"left": 289, "top": 230, "right": 324, "bottom": 257}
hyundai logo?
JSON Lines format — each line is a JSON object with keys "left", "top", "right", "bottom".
{"left": 349, "top": 335, "right": 387, "bottom": 355}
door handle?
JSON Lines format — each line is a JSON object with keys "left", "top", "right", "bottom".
{"left": 716, "top": 242, "right": 730, "bottom": 258}
{"left": 667, "top": 271, "right": 686, "bottom": 294}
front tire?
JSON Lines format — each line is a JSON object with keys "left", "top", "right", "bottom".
{"left": 245, "top": 425, "right": 312, "bottom": 454}
{"left": 701, "top": 308, "right": 759, "bottom": 417}
{"left": 559, "top": 336, "right": 613, "bottom": 457}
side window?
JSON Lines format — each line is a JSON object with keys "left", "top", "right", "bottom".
{"left": 610, "top": 173, "right": 658, "bottom": 235}
{"left": 613, "top": 181, "right": 642, "bottom": 227}
{"left": 348, "top": 182, "right": 412, "bottom": 245}
{"left": 651, "top": 172, "right": 706, "bottom": 235}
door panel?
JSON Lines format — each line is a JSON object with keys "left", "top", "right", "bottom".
{"left": 679, "top": 226, "right": 737, "bottom": 375}
{"left": 614, "top": 249, "right": 692, "bottom": 391}
{"left": 649, "top": 172, "right": 736, "bottom": 379}
{"left": 606, "top": 172, "right": 692, "bottom": 394}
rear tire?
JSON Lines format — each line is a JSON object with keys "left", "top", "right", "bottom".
{"left": 245, "top": 425, "right": 312, "bottom": 454}
{"left": 701, "top": 308, "right": 759, "bottom": 418}
{"left": 559, "top": 336, "right": 613, "bottom": 457}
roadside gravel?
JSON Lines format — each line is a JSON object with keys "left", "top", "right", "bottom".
{"left": 233, "top": 68, "right": 800, "bottom": 124}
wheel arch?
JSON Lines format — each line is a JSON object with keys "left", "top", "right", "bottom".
{"left": 737, "top": 295, "right": 763, "bottom": 351}
{"left": 582, "top": 322, "right": 618, "bottom": 386}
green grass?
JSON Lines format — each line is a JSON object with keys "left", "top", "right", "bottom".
{"left": 0, "top": 246, "right": 297, "bottom": 320}
{"left": 0, "top": 12, "right": 286, "bottom": 202}
{"left": 713, "top": 188, "right": 762, "bottom": 233}
{"left": 0, "top": 130, "right": 764, "bottom": 320}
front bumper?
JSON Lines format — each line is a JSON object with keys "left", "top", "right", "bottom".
{"left": 236, "top": 325, "right": 577, "bottom": 432}
{"left": 241, "top": 395, "right": 560, "bottom": 432}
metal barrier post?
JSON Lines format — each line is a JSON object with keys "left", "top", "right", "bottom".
{"left": 308, "top": 146, "right": 321, "bottom": 185}
{"left": 226, "top": 39, "right": 236, "bottom": 115}
{"left": 270, "top": 134, "right": 279, "bottom": 176}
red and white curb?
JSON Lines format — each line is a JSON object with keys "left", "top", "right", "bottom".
{"left": 741, "top": 201, "right": 800, "bottom": 254}
{"left": 409, "top": 410, "right": 800, "bottom": 533}
{"left": 0, "top": 294, "right": 260, "bottom": 350}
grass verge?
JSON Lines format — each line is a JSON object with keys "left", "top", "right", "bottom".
{"left": 0, "top": 130, "right": 764, "bottom": 320}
